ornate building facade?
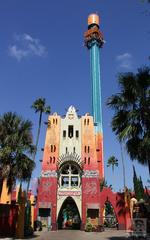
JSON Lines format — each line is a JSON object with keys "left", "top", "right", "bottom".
{"left": 37, "top": 14, "right": 105, "bottom": 230}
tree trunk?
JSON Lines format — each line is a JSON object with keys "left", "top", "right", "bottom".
{"left": 33, "top": 110, "right": 42, "bottom": 162}
{"left": 120, "top": 142, "right": 126, "bottom": 189}
{"left": 112, "top": 165, "right": 115, "bottom": 191}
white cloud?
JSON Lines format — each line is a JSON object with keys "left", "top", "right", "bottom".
{"left": 116, "top": 53, "right": 132, "bottom": 69}
{"left": 8, "top": 33, "right": 47, "bottom": 61}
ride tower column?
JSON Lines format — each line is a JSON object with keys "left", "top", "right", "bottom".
{"left": 84, "top": 14, "right": 105, "bottom": 179}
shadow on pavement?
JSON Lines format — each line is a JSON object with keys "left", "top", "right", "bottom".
{"left": 108, "top": 237, "right": 127, "bottom": 240}
{"left": 23, "top": 234, "right": 40, "bottom": 239}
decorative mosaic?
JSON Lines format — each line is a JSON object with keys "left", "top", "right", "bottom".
{"left": 58, "top": 190, "right": 81, "bottom": 196}
{"left": 84, "top": 182, "right": 97, "bottom": 195}
{"left": 82, "top": 170, "right": 99, "bottom": 178}
{"left": 41, "top": 170, "right": 57, "bottom": 177}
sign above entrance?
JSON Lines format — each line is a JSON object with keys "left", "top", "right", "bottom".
{"left": 58, "top": 191, "right": 81, "bottom": 196}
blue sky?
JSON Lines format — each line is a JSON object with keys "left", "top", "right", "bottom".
{"left": 0, "top": 0, "right": 150, "bottom": 191}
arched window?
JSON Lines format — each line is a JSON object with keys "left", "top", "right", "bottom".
{"left": 54, "top": 145, "right": 56, "bottom": 152}
{"left": 63, "top": 130, "right": 66, "bottom": 138}
{"left": 51, "top": 145, "right": 53, "bottom": 152}
{"left": 59, "top": 164, "right": 81, "bottom": 189}
{"left": 68, "top": 125, "right": 73, "bottom": 138}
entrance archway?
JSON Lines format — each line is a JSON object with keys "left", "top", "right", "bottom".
{"left": 57, "top": 197, "right": 81, "bottom": 230}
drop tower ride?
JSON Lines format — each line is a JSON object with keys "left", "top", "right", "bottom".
{"left": 84, "top": 14, "right": 105, "bottom": 178}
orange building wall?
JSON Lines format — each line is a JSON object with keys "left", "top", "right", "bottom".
{"left": 81, "top": 115, "right": 100, "bottom": 171}
{"left": 42, "top": 114, "right": 61, "bottom": 171}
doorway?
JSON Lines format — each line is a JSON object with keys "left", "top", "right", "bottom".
{"left": 57, "top": 197, "right": 81, "bottom": 230}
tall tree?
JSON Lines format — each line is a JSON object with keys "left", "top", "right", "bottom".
{"left": 120, "top": 142, "right": 126, "bottom": 189}
{"left": 107, "top": 156, "right": 118, "bottom": 191}
{"left": 107, "top": 66, "right": 150, "bottom": 173}
{"left": 0, "top": 112, "right": 35, "bottom": 193}
{"left": 31, "top": 97, "right": 51, "bottom": 161}
{"left": 133, "top": 165, "right": 145, "bottom": 201}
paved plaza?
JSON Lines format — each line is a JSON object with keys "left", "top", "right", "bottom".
{"left": 30, "top": 229, "right": 128, "bottom": 240}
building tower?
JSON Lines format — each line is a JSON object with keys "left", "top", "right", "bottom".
{"left": 84, "top": 14, "right": 104, "bottom": 178}
{"left": 37, "top": 14, "right": 105, "bottom": 231}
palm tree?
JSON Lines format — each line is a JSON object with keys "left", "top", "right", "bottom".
{"left": 120, "top": 142, "right": 126, "bottom": 189}
{"left": 107, "top": 66, "right": 150, "bottom": 173}
{"left": 31, "top": 97, "right": 51, "bottom": 161}
{"left": 107, "top": 156, "right": 118, "bottom": 191}
{"left": 0, "top": 112, "right": 35, "bottom": 193}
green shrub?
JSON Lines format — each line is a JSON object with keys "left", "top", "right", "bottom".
{"left": 85, "top": 222, "right": 93, "bottom": 232}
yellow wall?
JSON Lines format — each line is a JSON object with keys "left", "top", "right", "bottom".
{"left": 0, "top": 179, "right": 11, "bottom": 204}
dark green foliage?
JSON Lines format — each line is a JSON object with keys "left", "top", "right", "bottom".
{"left": 0, "top": 112, "right": 35, "bottom": 192}
{"left": 107, "top": 156, "right": 118, "bottom": 191}
{"left": 107, "top": 67, "right": 150, "bottom": 173}
{"left": 105, "top": 201, "right": 114, "bottom": 216}
{"left": 107, "top": 156, "right": 118, "bottom": 173}
{"left": 17, "top": 183, "right": 22, "bottom": 204}
{"left": 133, "top": 166, "right": 145, "bottom": 201}
{"left": 24, "top": 200, "right": 33, "bottom": 237}
{"left": 85, "top": 222, "right": 93, "bottom": 232}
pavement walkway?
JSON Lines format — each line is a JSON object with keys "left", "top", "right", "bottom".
{"left": 30, "top": 229, "right": 128, "bottom": 240}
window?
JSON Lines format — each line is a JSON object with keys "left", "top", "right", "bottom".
{"left": 68, "top": 125, "right": 73, "bottom": 138}
{"left": 71, "top": 176, "right": 78, "bottom": 187}
{"left": 54, "top": 145, "right": 56, "bottom": 152}
{"left": 51, "top": 145, "right": 53, "bottom": 152}
{"left": 87, "top": 119, "right": 90, "bottom": 125}
{"left": 87, "top": 209, "right": 99, "bottom": 219}
{"left": 63, "top": 130, "right": 66, "bottom": 138}
{"left": 50, "top": 157, "right": 52, "bottom": 163}
{"left": 88, "top": 157, "right": 90, "bottom": 165}
{"left": 84, "top": 157, "right": 86, "bottom": 164}
{"left": 53, "top": 157, "right": 55, "bottom": 164}
{"left": 84, "top": 119, "right": 86, "bottom": 125}
{"left": 61, "top": 176, "right": 69, "bottom": 187}
{"left": 59, "top": 164, "right": 80, "bottom": 189}
{"left": 66, "top": 147, "right": 68, "bottom": 154}
{"left": 73, "top": 147, "right": 75, "bottom": 153}
{"left": 76, "top": 130, "right": 79, "bottom": 138}
{"left": 88, "top": 146, "right": 90, "bottom": 153}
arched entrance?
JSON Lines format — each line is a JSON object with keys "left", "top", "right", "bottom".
{"left": 57, "top": 197, "right": 81, "bottom": 230}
